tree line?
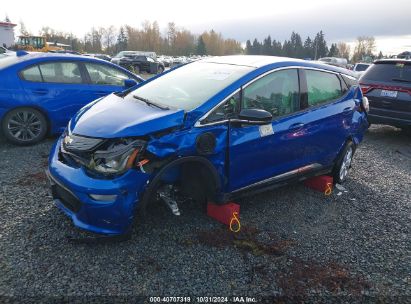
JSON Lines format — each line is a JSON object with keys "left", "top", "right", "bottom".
{"left": 246, "top": 31, "right": 381, "bottom": 62}
{"left": 16, "top": 18, "right": 381, "bottom": 61}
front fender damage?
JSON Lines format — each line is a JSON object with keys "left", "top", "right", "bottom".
{"left": 138, "top": 125, "right": 228, "bottom": 214}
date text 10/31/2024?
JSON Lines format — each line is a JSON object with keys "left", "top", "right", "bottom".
{"left": 149, "top": 296, "right": 258, "bottom": 303}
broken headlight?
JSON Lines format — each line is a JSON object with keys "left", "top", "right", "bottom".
{"left": 88, "top": 139, "right": 146, "bottom": 175}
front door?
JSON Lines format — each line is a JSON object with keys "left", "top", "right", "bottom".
{"left": 228, "top": 68, "right": 310, "bottom": 192}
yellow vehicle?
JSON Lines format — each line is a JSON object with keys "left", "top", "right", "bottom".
{"left": 16, "top": 36, "right": 63, "bottom": 52}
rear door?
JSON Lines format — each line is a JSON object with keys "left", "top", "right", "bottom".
{"left": 360, "top": 61, "right": 411, "bottom": 123}
{"left": 298, "top": 68, "right": 355, "bottom": 166}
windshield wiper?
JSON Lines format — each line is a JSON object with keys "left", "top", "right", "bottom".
{"left": 132, "top": 95, "right": 170, "bottom": 110}
{"left": 391, "top": 78, "right": 411, "bottom": 83}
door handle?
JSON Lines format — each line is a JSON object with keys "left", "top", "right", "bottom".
{"left": 31, "top": 89, "right": 48, "bottom": 95}
{"left": 288, "top": 122, "right": 305, "bottom": 130}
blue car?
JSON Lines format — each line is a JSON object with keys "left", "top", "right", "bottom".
{"left": 47, "top": 55, "right": 369, "bottom": 235}
{"left": 0, "top": 51, "right": 142, "bottom": 145}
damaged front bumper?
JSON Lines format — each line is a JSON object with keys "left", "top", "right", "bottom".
{"left": 47, "top": 137, "right": 151, "bottom": 235}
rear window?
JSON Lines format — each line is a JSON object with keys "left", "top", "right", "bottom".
{"left": 362, "top": 62, "right": 411, "bottom": 82}
{"left": 306, "top": 70, "right": 343, "bottom": 107}
{"left": 355, "top": 64, "right": 369, "bottom": 72}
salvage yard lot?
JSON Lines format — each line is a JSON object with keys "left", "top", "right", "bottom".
{"left": 0, "top": 125, "right": 410, "bottom": 301}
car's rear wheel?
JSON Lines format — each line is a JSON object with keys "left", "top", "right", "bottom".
{"left": 333, "top": 141, "right": 355, "bottom": 184}
{"left": 2, "top": 108, "right": 47, "bottom": 145}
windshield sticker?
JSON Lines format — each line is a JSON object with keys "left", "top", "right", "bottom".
{"left": 205, "top": 71, "right": 234, "bottom": 80}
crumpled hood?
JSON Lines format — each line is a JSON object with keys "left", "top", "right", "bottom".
{"left": 69, "top": 93, "right": 185, "bottom": 138}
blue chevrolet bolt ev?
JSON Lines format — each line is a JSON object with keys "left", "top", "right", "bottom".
{"left": 0, "top": 52, "right": 142, "bottom": 145}
{"left": 47, "top": 55, "right": 369, "bottom": 235}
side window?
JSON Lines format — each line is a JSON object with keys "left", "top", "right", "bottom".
{"left": 39, "top": 62, "right": 82, "bottom": 84}
{"left": 85, "top": 63, "right": 130, "bottom": 86}
{"left": 21, "top": 65, "right": 43, "bottom": 82}
{"left": 204, "top": 91, "right": 240, "bottom": 124}
{"left": 242, "top": 69, "right": 300, "bottom": 118}
{"left": 306, "top": 70, "right": 342, "bottom": 106}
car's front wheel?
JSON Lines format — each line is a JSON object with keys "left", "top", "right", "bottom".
{"left": 333, "top": 141, "right": 355, "bottom": 184}
{"left": 2, "top": 108, "right": 47, "bottom": 145}
{"left": 157, "top": 65, "right": 164, "bottom": 74}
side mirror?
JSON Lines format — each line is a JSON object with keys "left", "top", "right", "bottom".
{"left": 124, "top": 79, "right": 138, "bottom": 88}
{"left": 237, "top": 108, "right": 272, "bottom": 124}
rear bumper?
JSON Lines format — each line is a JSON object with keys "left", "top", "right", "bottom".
{"left": 368, "top": 113, "right": 411, "bottom": 127}
{"left": 47, "top": 137, "right": 151, "bottom": 235}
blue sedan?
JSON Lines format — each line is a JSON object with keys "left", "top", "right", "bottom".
{"left": 0, "top": 51, "right": 142, "bottom": 145}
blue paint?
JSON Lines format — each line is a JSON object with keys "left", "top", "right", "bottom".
{"left": 48, "top": 55, "right": 368, "bottom": 235}
{"left": 0, "top": 52, "right": 143, "bottom": 135}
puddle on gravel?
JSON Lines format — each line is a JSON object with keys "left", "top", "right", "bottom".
{"left": 16, "top": 171, "right": 47, "bottom": 186}
{"left": 194, "top": 226, "right": 295, "bottom": 256}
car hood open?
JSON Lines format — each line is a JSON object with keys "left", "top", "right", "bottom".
{"left": 69, "top": 93, "right": 185, "bottom": 138}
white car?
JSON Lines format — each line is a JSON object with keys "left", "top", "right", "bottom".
{"left": 353, "top": 63, "right": 371, "bottom": 78}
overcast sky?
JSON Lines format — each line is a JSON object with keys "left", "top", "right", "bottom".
{"left": 3, "top": 0, "right": 411, "bottom": 54}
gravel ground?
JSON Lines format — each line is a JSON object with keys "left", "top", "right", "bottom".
{"left": 0, "top": 125, "right": 410, "bottom": 303}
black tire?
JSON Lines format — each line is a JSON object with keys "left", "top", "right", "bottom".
{"left": 332, "top": 141, "right": 355, "bottom": 184}
{"left": 2, "top": 107, "right": 47, "bottom": 145}
{"left": 157, "top": 65, "right": 164, "bottom": 74}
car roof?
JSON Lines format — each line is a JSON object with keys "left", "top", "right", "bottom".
{"left": 0, "top": 51, "right": 115, "bottom": 71}
{"left": 374, "top": 58, "right": 411, "bottom": 64}
{"left": 200, "top": 55, "right": 354, "bottom": 75}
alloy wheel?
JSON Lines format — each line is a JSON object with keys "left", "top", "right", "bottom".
{"left": 7, "top": 110, "right": 43, "bottom": 142}
{"left": 339, "top": 146, "right": 353, "bottom": 181}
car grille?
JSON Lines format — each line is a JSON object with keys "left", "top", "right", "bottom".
{"left": 63, "top": 134, "right": 104, "bottom": 152}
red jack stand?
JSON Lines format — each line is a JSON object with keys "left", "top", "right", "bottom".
{"left": 207, "top": 202, "right": 240, "bottom": 226}
{"left": 304, "top": 175, "right": 333, "bottom": 195}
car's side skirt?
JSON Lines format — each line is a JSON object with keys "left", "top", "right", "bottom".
{"left": 222, "top": 163, "right": 333, "bottom": 202}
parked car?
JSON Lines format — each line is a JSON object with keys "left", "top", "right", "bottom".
{"left": 359, "top": 59, "right": 411, "bottom": 132}
{"left": 47, "top": 55, "right": 369, "bottom": 235}
{"left": 83, "top": 53, "right": 112, "bottom": 62}
{"left": 352, "top": 63, "right": 370, "bottom": 78}
{"left": 397, "top": 51, "right": 411, "bottom": 60}
{"left": 0, "top": 51, "right": 143, "bottom": 145}
{"left": 118, "top": 55, "right": 165, "bottom": 74}
{"left": 111, "top": 51, "right": 157, "bottom": 65}
{"left": 318, "top": 57, "right": 348, "bottom": 69}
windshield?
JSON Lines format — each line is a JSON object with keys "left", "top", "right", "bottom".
{"left": 355, "top": 64, "right": 370, "bottom": 72}
{"left": 127, "top": 61, "right": 253, "bottom": 111}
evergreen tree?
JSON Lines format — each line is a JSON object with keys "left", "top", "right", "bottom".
{"left": 252, "top": 38, "right": 261, "bottom": 55}
{"left": 272, "top": 40, "right": 282, "bottom": 56}
{"left": 313, "top": 31, "right": 328, "bottom": 59}
{"left": 116, "top": 26, "right": 128, "bottom": 52}
{"left": 262, "top": 35, "right": 272, "bottom": 55}
{"left": 328, "top": 43, "right": 338, "bottom": 57}
{"left": 196, "top": 35, "right": 206, "bottom": 55}
{"left": 303, "top": 36, "right": 313, "bottom": 59}
{"left": 246, "top": 40, "right": 252, "bottom": 55}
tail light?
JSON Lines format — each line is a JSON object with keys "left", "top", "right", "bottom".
{"left": 360, "top": 84, "right": 371, "bottom": 94}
